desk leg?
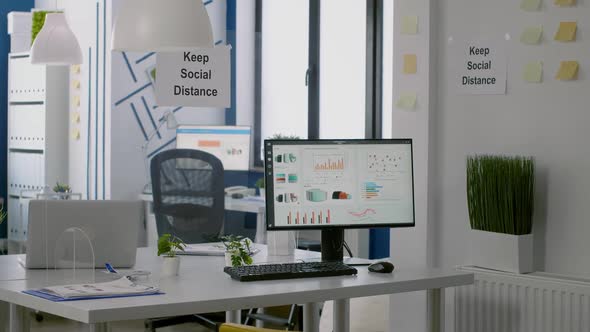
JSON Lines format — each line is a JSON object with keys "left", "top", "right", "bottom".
{"left": 427, "top": 288, "right": 445, "bottom": 332}
{"left": 255, "top": 211, "right": 266, "bottom": 244}
{"left": 333, "top": 299, "right": 350, "bottom": 332}
{"left": 255, "top": 308, "right": 265, "bottom": 328}
{"left": 226, "top": 310, "right": 241, "bottom": 323}
{"left": 302, "top": 303, "right": 320, "bottom": 332}
{"left": 9, "top": 304, "right": 29, "bottom": 332}
{"left": 89, "top": 323, "right": 110, "bottom": 332}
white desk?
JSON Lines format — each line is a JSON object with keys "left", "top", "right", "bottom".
{"left": 0, "top": 247, "right": 473, "bottom": 332}
{"left": 139, "top": 194, "right": 267, "bottom": 245}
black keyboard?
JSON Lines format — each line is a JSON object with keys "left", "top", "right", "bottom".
{"left": 224, "top": 261, "right": 358, "bottom": 282}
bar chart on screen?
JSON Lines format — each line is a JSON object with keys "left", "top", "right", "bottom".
{"left": 362, "top": 181, "right": 384, "bottom": 199}
{"left": 313, "top": 154, "right": 345, "bottom": 171}
{"left": 285, "top": 208, "right": 332, "bottom": 225}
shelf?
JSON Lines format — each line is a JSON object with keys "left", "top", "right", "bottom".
{"left": 6, "top": 52, "right": 68, "bottom": 244}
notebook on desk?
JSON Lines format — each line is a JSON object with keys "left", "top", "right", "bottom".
{"left": 178, "top": 242, "right": 260, "bottom": 256}
{"left": 23, "top": 277, "right": 162, "bottom": 302}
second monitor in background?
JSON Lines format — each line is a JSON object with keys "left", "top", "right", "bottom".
{"left": 176, "top": 125, "right": 251, "bottom": 171}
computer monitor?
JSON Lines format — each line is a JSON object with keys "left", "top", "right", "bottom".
{"left": 176, "top": 125, "right": 251, "bottom": 171}
{"left": 264, "top": 139, "right": 415, "bottom": 261}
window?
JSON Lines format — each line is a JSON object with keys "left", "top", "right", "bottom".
{"left": 251, "top": 0, "right": 391, "bottom": 257}
{"left": 381, "top": 0, "right": 393, "bottom": 138}
{"left": 260, "top": 0, "right": 309, "bottom": 145}
{"left": 319, "top": 0, "right": 366, "bottom": 139}
{"left": 254, "top": 0, "right": 387, "bottom": 166}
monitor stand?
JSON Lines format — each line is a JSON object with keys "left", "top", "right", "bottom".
{"left": 321, "top": 229, "right": 344, "bottom": 262}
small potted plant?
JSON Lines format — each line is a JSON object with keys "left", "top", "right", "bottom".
{"left": 221, "top": 235, "right": 254, "bottom": 267}
{"left": 255, "top": 178, "right": 265, "bottom": 199}
{"left": 269, "top": 134, "right": 301, "bottom": 140}
{"left": 157, "top": 234, "right": 186, "bottom": 277}
{"left": 466, "top": 155, "right": 535, "bottom": 273}
{"left": 53, "top": 182, "right": 72, "bottom": 199}
{"left": 0, "top": 206, "right": 6, "bottom": 225}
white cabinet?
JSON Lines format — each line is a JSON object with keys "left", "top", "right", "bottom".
{"left": 6, "top": 52, "right": 69, "bottom": 252}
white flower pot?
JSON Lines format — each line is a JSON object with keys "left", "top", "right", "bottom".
{"left": 225, "top": 252, "right": 233, "bottom": 267}
{"left": 160, "top": 256, "right": 181, "bottom": 277}
{"left": 259, "top": 190, "right": 265, "bottom": 200}
{"left": 469, "top": 229, "right": 534, "bottom": 274}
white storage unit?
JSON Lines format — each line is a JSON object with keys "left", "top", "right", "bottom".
{"left": 7, "top": 12, "right": 32, "bottom": 53}
{"left": 7, "top": 12, "right": 32, "bottom": 35}
{"left": 6, "top": 52, "right": 68, "bottom": 251}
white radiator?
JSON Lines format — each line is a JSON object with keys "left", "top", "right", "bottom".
{"left": 455, "top": 267, "right": 590, "bottom": 332}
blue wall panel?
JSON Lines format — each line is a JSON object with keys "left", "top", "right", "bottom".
{"left": 0, "top": 1, "right": 35, "bottom": 239}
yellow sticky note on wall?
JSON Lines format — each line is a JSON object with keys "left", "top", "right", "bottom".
{"left": 554, "top": 22, "right": 577, "bottom": 41}
{"left": 555, "top": 61, "right": 579, "bottom": 80}
{"left": 396, "top": 93, "right": 417, "bottom": 111}
{"left": 71, "top": 64, "right": 81, "bottom": 74}
{"left": 72, "top": 95, "right": 80, "bottom": 107}
{"left": 521, "top": 0, "right": 541, "bottom": 11}
{"left": 72, "top": 128, "right": 81, "bottom": 140}
{"left": 403, "top": 54, "right": 417, "bottom": 74}
{"left": 554, "top": 0, "right": 576, "bottom": 6}
{"left": 520, "top": 26, "right": 543, "bottom": 45}
{"left": 71, "top": 112, "right": 81, "bottom": 124}
{"left": 523, "top": 61, "right": 543, "bottom": 83}
{"left": 401, "top": 16, "right": 418, "bottom": 35}
{"left": 72, "top": 80, "right": 81, "bottom": 90}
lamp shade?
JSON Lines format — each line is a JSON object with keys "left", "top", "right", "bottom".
{"left": 112, "top": 0, "right": 214, "bottom": 52}
{"left": 30, "top": 13, "right": 82, "bottom": 65}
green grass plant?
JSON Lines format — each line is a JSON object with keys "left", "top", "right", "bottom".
{"left": 466, "top": 155, "right": 535, "bottom": 235}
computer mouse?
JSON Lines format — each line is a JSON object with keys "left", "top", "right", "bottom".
{"left": 368, "top": 261, "right": 394, "bottom": 273}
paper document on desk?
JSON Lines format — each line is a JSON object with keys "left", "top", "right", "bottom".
{"left": 242, "top": 195, "right": 265, "bottom": 202}
{"left": 178, "top": 241, "right": 260, "bottom": 256}
{"left": 37, "top": 277, "right": 159, "bottom": 299}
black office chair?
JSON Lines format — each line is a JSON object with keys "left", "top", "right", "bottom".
{"left": 151, "top": 149, "right": 225, "bottom": 244}
{"left": 147, "top": 149, "right": 226, "bottom": 331}
{"left": 149, "top": 149, "right": 299, "bottom": 330}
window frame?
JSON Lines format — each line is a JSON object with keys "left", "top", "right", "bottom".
{"left": 253, "top": 0, "right": 384, "bottom": 168}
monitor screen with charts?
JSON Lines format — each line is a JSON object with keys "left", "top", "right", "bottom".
{"left": 176, "top": 126, "right": 251, "bottom": 171}
{"left": 264, "top": 139, "right": 415, "bottom": 230}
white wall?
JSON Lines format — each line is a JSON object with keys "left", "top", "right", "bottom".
{"left": 235, "top": 0, "right": 256, "bottom": 166}
{"left": 109, "top": 0, "right": 227, "bottom": 200}
{"left": 433, "top": 0, "right": 590, "bottom": 279}
{"left": 389, "top": 0, "right": 433, "bottom": 331}
{"left": 35, "top": 0, "right": 110, "bottom": 199}
{"left": 431, "top": 0, "right": 590, "bottom": 330}
{"left": 36, "top": 0, "right": 234, "bottom": 200}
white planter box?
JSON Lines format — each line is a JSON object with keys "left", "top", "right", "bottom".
{"left": 469, "top": 229, "right": 534, "bottom": 274}
{"left": 160, "top": 256, "right": 180, "bottom": 277}
{"left": 225, "top": 252, "right": 233, "bottom": 267}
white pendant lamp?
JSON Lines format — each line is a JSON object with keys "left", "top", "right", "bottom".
{"left": 112, "top": 0, "right": 214, "bottom": 52}
{"left": 30, "top": 13, "right": 83, "bottom": 65}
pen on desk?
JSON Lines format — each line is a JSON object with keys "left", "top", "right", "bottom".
{"left": 105, "top": 263, "right": 118, "bottom": 274}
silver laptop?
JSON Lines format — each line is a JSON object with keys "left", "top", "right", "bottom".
{"left": 25, "top": 200, "right": 142, "bottom": 269}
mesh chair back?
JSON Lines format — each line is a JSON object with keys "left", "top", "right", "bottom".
{"left": 150, "top": 149, "right": 225, "bottom": 244}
